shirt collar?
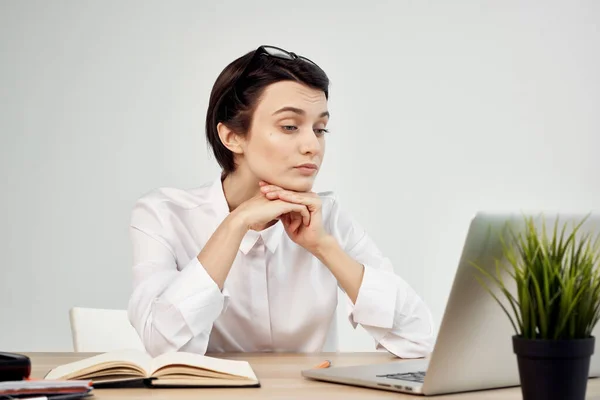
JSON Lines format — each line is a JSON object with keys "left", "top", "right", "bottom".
{"left": 210, "top": 175, "right": 284, "bottom": 255}
{"left": 261, "top": 220, "right": 284, "bottom": 253}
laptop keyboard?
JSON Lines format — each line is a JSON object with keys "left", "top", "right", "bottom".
{"left": 377, "top": 371, "right": 426, "bottom": 383}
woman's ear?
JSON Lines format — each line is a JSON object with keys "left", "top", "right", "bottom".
{"left": 217, "top": 122, "right": 244, "bottom": 154}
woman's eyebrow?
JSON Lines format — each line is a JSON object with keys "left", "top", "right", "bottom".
{"left": 272, "top": 106, "right": 330, "bottom": 119}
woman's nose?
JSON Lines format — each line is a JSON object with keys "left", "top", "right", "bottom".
{"left": 299, "top": 129, "right": 321, "bottom": 155}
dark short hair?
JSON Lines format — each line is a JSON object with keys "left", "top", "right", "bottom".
{"left": 205, "top": 48, "right": 330, "bottom": 174}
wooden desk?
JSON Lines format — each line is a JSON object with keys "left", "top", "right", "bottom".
{"left": 24, "top": 352, "right": 600, "bottom": 399}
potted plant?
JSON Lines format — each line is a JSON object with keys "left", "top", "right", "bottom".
{"left": 473, "top": 214, "right": 600, "bottom": 400}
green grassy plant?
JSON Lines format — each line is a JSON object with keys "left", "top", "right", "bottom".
{"left": 473, "top": 215, "right": 600, "bottom": 340}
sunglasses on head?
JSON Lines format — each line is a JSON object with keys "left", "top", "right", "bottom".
{"left": 255, "top": 45, "right": 320, "bottom": 67}
{"left": 216, "top": 46, "right": 324, "bottom": 120}
{"left": 237, "top": 45, "right": 323, "bottom": 83}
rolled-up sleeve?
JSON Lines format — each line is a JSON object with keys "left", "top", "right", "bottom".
{"left": 326, "top": 194, "right": 436, "bottom": 358}
{"left": 127, "top": 199, "right": 229, "bottom": 357}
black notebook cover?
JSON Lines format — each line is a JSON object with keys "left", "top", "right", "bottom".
{"left": 93, "top": 378, "right": 261, "bottom": 389}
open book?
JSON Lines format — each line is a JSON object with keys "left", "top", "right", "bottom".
{"left": 44, "top": 349, "right": 259, "bottom": 388}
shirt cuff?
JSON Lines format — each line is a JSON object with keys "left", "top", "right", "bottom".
{"left": 348, "top": 265, "right": 398, "bottom": 330}
{"left": 155, "top": 257, "right": 229, "bottom": 339}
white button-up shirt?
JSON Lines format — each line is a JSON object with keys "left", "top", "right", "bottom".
{"left": 128, "top": 176, "right": 435, "bottom": 358}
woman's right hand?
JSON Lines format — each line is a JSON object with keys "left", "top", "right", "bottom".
{"left": 233, "top": 192, "right": 311, "bottom": 231}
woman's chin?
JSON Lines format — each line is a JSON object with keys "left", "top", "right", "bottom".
{"left": 270, "top": 176, "right": 315, "bottom": 193}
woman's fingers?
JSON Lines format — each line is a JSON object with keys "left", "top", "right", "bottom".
{"left": 261, "top": 184, "right": 319, "bottom": 209}
{"left": 295, "top": 204, "right": 310, "bottom": 226}
{"left": 268, "top": 190, "right": 320, "bottom": 212}
{"left": 260, "top": 183, "right": 275, "bottom": 191}
{"left": 283, "top": 212, "right": 303, "bottom": 232}
{"left": 260, "top": 183, "right": 316, "bottom": 196}
{"left": 278, "top": 201, "right": 310, "bottom": 226}
{"left": 260, "top": 184, "right": 313, "bottom": 226}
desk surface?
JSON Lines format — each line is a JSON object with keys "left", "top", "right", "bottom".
{"left": 24, "top": 352, "right": 600, "bottom": 399}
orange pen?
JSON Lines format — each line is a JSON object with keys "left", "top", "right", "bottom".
{"left": 312, "top": 360, "right": 332, "bottom": 369}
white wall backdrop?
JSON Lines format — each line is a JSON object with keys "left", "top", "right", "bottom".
{"left": 1, "top": 0, "right": 599, "bottom": 351}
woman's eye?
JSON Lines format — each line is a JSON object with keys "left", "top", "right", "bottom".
{"left": 282, "top": 125, "right": 298, "bottom": 132}
{"left": 315, "top": 128, "right": 329, "bottom": 136}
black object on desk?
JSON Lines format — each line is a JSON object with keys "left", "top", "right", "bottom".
{"left": 0, "top": 352, "right": 31, "bottom": 381}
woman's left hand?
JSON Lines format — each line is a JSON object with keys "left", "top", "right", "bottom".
{"left": 259, "top": 181, "right": 330, "bottom": 252}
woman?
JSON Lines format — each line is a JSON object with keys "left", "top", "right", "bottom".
{"left": 128, "top": 45, "right": 435, "bottom": 358}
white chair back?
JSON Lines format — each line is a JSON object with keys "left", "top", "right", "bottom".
{"left": 69, "top": 307, "right": 145, "bottom": 352}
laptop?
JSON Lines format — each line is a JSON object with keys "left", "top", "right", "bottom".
{"left": 302, "top": 212, "right": 600, "bottom": 395}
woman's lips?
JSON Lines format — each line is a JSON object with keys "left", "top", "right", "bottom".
{"left": 294, "top": 164, "right": 318, "bottom": 175}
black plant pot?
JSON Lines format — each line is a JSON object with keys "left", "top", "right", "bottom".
{"left": 513, "top": 335, "right": 595, "bottom": 400}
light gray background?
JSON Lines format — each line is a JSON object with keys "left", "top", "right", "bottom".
{"left": 1, "top": 0, "right": 599, "bottom": 351}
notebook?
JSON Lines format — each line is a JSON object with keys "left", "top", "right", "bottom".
{"left": 44, "top": 349, "right": 260, "bottom": 388}
{"left": 0, "top": 379, "right": 92, "bottom": 398}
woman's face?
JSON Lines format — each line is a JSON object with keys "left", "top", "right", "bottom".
{"left": 240, "top": 80, "right": 329, "bottom": 192}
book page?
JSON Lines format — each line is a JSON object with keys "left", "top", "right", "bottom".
{"left": 45, "top": 349, "right": 153, "bottom": 380}
{"left": 150, "top": 377, "right": 259, "bottom": 387}
{"left": 150, "top": 352, "right": 257, "bottom": 381}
